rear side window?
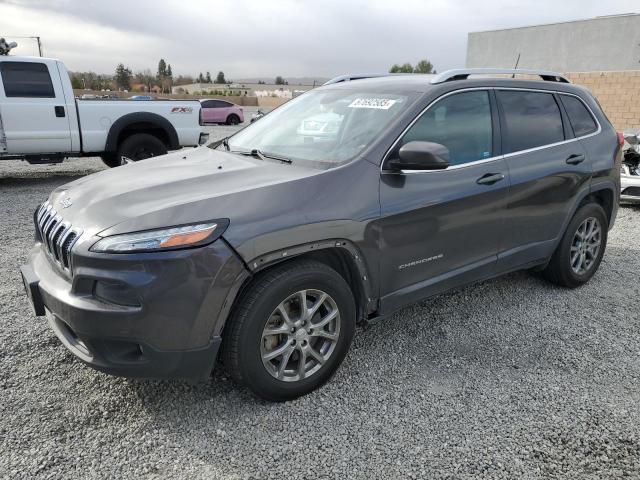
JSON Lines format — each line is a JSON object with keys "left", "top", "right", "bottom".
{"left": 205, "top": 100, "right": 231, "bottom": 108}
{"left": 0, "top": 61, "right": 55, "bottom": 98}
{"left": 498, "top": 91, "right": 564, "bottom": 153}
{"left": 560, "top": 94, "right": 598, "bottom": 137}
{"left": 399, "top": 90, "right": 493, "bottom": 166}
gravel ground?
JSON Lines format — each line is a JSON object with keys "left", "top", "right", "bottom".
{"left": 1, "top": 131, "right": 640, "bottom": 478}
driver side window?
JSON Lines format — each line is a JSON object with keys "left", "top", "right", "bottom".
{"left": 398, "top": 90, "right": 493, "bottom": 166}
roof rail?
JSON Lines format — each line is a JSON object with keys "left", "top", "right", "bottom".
{"left": 323, "top": 73, "right": 393, "bottom": 85}
{"left": 430, "top": 68, "right": 570, "bottom": 84}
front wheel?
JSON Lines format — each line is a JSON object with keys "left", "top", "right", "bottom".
{"left": 117, "top": 133, "right": 167, "bottom": 163}
{"left": 542, "top": 203, "right": 608, "bottom": 288}
{"left": 222, "top": 260, "right": 356, "bottom": 401}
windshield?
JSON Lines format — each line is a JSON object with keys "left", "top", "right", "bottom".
{"left": 223, "top": 89, "right": 412, "bottom": 164}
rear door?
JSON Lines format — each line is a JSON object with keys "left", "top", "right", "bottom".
{"left": 496, "top": 89, "right": 591, "bottom": 269}
{"left": 378, "top": 89, "right": 511, "bottom": 312}
{"left": 212, "top": 100, "right": 231, "bottom": 123}
{"left": 0, "top": 59, "right": 72, "bottom": 154}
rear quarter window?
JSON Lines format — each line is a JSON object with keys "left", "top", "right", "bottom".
{"left": 206, "top": 100, "right": 232, "bottom": 108}
{"left": 0, "top": 61, "right": 55, "bottom": 98}
{"left": 497, "top": 90, "right": 565, "bottom": 153}
{"left": 560, "top": 94, "right": 598, "bottom": 137}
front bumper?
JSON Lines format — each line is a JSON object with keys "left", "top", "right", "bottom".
{"left": 621, "top": 174, "right": 640, "bottom": 202}
{"left": 20, "top": 239, "right": 247, "bottom": 380}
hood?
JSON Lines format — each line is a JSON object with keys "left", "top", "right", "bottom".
{"left": 47, "top": 146, "right": 318, "bottom": 238}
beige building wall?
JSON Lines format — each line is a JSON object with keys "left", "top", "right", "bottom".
{"left": 565, "top": 71, "right": 640, "bottom": 131}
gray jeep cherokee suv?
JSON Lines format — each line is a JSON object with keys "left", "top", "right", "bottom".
{"left": 21, "top": 69, "right": 621, "bottom": 401}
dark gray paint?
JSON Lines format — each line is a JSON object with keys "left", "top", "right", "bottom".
{"left": 24, "top": 75, "right": 621, "bottom": 379}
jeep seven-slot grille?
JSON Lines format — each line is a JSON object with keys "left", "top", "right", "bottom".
{"left": 35, "top": 201, "right": 82, "bottom": 272}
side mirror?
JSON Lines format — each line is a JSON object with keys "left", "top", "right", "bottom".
{"left": 388, "top": 141, "right": 450, "bottom": 171}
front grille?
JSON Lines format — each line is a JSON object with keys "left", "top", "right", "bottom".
{"left": 35, "top": 201, "right": 82, "bottom": 273}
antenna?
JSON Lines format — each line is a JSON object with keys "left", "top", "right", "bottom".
{"left": 512, "top": 53, "right": 521, "bottom": 78}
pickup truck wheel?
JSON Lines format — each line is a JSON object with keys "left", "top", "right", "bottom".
{"left": 118, "top": 133, "right": 167, "bottom": 162}
{"left": 100, "top": 153, "right": 121, "bottom": 168}
{"left": 542, "top": 203, "right": 608, "bottom": 288}
{"left": 226, "top": 114, "right": 240, "bottom": 125}
{"left": 222, "top": 260, "right": 355, "bottom": 402}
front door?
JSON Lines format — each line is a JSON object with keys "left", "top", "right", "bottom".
{"left": 378, "top": 89, "right": 510, "bottom": 313}
{"left": 0, "top": 59, "right": 72, "bottom": 154}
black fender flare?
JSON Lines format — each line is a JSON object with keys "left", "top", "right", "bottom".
{"left": 105, "top": 112, "right": 179, "bottom": 152}
{"left": 553, "top": 182, "right": 617, "bottom": 252}
{"left": 247, "top": 239, "right": 374, "bottom": 306}
{"left": 212, "top": 239, "right": 376, "bottom": 337}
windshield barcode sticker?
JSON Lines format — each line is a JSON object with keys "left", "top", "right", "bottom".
{"left": 348, "top": 98, "right": 397, "bottom": 110}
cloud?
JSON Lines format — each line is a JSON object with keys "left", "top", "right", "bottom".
{"left": 1, "top": 0, "right": 638, "bottom": 77}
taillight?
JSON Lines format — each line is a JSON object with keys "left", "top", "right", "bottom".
{"left": 617, "top": 131, "right": 625, "bottom": 146}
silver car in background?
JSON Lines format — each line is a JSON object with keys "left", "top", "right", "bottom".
{"left": 622, "top": 130, "right": 640, "bottom": 202}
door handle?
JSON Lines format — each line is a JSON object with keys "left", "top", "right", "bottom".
{"left": 566, "top": 153, "right": 585, "bottom": 165}
{"left": 54, "top": 106, "right": 65, "bottom": 118}
{"left": 476, "top": 173, "right": 505, "bottom": 185}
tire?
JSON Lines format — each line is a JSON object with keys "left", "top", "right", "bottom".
{"left": 542, "top": 203, "right": 608, "bottom": 288}
{"left": 100, "top": 153, "right": 121, "bottom": 168}
{"left": 222, "top": 260, "right": 356, "bottom": 401}
{"left": 226, "top": 114, "right": 240, "bottom": 125}
{"left": 117, "top": 133, "right": 167, "bottom": 163}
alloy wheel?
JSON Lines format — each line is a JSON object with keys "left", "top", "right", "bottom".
{"left": 570, "top": 216, "right": 602, "bottom": 275}
{"left": 261, "top": 289, "right": 340, "bottom": 382}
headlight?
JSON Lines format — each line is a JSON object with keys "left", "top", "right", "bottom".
{"left": 90, "top": 221, "right": 228, "bottom": 253}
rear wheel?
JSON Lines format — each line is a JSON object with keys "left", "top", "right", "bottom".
{"left": 542, "top": 203, "right": 608, "bottom": 288}
{"left": 222, "top": 260, "right": 356, "bottom": 401}
{"left": 117, "top": 133, "right": 167, "bottom": 163}
{"left": 226, "top": 114, "right": 240, "bottom": 125}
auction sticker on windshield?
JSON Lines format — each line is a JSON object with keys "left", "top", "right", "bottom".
{"left": 348, "top": 98, "right": 397, "bottom": 110}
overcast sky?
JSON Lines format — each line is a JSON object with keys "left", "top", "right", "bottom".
{"left": 1, "top": 0, "right": 639, "bottom": 78}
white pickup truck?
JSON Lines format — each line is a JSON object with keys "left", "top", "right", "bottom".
{"left": 0, "top": 55, "right": 208, "bottom": 167}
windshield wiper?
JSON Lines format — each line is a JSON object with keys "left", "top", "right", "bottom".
{"left": 236, "top": 149, "right": 292, "bottom": 164}
{"left": 208, "top": 137, "right": 230, "bottom": 150}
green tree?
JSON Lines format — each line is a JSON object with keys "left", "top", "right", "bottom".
{"left": 206, "top": 71, "right": 212, "bottom": 83}
{"left": 69, "top": 74, "right": 83, "bottom": 89}
{"left": 156, "top": 59, "right": 170, "bottom": 92}
{"left": 166, "top": 64, "right": 173, "bottom": 79}
{"left": 215, "top": 71, "right": 226, "bottom": 84}
{"left": 389, "top": 63, "right": 414, "bottom": 73}
{"left": 114, "top": 63, "right": 132, "bottom": 90}
{"left": 399, "top": 63, "right": 414, "bottom": 73}
{"left": 157, "top": 59, "right": 167, "bottom": 79}
{"left": 413, "top": 59, "right": 435, "bottom": 74}
{"left": 197, "top": 72, "right": 205, "bottom": 83}
{"left": 274, "top": 76, "right": 287, "bottom": 85}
